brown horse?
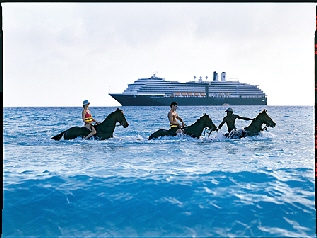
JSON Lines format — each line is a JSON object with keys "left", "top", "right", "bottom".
{"left": 51, "top": 108, "right": 129, "bottom": 141}
{"left": 148, "top": 114, "right": 217, "bottom": 140}
{"left": 225, "top": 109, "right": 276, "bottom": 139}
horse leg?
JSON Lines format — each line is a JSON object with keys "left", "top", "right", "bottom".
{"left": 241, "top": 130, "right": 247, "bottom": 138}
{"left": 95, "top": 133, "right": 112, "bottom": 140}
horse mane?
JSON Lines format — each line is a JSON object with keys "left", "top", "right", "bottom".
{"left": 191, "top": 113, "right": 208, "bottom": 125}
{"left": 98, "top": 108, "right": 123, "bottom": 126}
{"left": 184, "top": 113, "right": 210, "bottom": 129}
{"left": 104, "top": 108, "right": 122, "bottom": 119}
{"left": 254, "top": 109, "right": 267, "bottom": 120}
{"left": 198, "top": 113, "right": 208, "bottom": 121}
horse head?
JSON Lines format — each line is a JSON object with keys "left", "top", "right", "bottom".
{"left": 183, "top": 113, "right": 217, "bottom": 138}
{"left": 113, "top": 108, "right": 129, "bottom": 128}
{"left": 201, "top": 113, "right": 218, "bottom": 131}
{"left": 258, "top": 109, "right": 276, "bottom": 128}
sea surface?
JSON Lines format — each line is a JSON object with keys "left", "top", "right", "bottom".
{"left": 3, "top": 105, "right": 316, "bottom": 237}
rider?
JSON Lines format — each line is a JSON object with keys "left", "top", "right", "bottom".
{"left": 82, "top": 100, "right": 99, "bottom": 139}
{"left": 168, "top": 101, "right": 184, "bottom": 134}
{"left": 218, "top": 108, "right": 253, "bottom": 133}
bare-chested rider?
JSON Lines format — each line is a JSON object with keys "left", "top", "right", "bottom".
{"left": 218, "top": 108, "right": 253, "bottom": 133}
{"left": 168, "top": 101, "right": 184, "bottom": 134}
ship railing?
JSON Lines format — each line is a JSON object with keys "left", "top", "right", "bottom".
{"left": 208, "top": 93, "right": 266, "bottom": 99}
{"left": 239, "top": 95, "right": 267, "bottom": 98}
{"left": 167, "top": 92, "right": 265, "bottom": 98}
{"left": 170, "top": 92, "right": 206, "bottom": 97}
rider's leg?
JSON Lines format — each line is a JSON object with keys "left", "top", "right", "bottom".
{"left": 84, "top": 125, "right": 96, "bottom": 139}
{"left": 176, "top": 129, "right": 183, "bottom": 134}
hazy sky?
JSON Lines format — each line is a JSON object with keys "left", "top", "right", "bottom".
{"left": 3, "top": 2, "right": 315, "bottom": 107}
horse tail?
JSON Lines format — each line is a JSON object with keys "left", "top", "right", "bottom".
{"left": 51, "top": 131, "right": 66, "bottom": 141}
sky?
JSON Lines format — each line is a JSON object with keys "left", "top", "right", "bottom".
{"left": 2, "top": 2, "right": 315, "bottom": 107}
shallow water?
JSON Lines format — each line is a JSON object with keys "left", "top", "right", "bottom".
{"left": 3, "top": 105, "right": 315, "bottom": 237}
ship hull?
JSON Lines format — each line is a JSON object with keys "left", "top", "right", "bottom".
{"left": 110, "top": 94, "right": 267, "bottom": 106}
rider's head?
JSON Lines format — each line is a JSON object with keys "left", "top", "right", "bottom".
{"left": 170, "top": 101, "right": 178, "bottom": 108}
{"left": 83, "top": 100, "right": 90, "bottom": 108}
{"left": 225, "top": 108, "right": 233, "bottom": 114}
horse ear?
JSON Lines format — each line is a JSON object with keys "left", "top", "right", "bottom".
{"left": 116, "top": 108, "right": 120, "bottom": 111}
{"left": 203, "top": 113, "right": 206, "bottom": 116}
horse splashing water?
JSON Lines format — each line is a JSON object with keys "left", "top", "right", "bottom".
{"left": 225, "top": 109, "right": 276, "bottom": 139}
{"left": 51, "top": 108, "right": 129, "bottom": 141}
{"left": 148, "top": 114, "right": 217, "bottom": 140}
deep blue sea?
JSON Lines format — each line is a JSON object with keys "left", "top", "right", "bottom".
{"left": 3, "top": 106, "right": 315, "bottom": 237}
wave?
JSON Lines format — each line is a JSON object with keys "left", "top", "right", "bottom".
{"left": 3, "top": 106, "right": 315, "bottom": 237}
{"left": 3, "top": 169, "right": 315, "bottom": 237}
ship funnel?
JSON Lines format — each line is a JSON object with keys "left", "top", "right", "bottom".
{"left": 213, "top": 71, "right": 218, "bottom": 81}
{"left": 221, "top": 72, "right": 226, "bottom": 81}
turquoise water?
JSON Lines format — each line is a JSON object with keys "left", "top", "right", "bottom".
{"left": 3, "top": 106, "right": 315, "bottom": 237}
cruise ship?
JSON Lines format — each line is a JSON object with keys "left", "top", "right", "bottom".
{"left": 109, "top": 72, "right": 267, "bottom": 106}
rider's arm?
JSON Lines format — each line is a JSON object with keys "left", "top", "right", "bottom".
{"left": 238, "top": 116, "right": 253, "bottom": 120}
{"left": 218, "top": 118, "right": 225, "bottom": 129}
{"left": 176, "top": 115, "right": 184, "bottom": 126}
{"left": 82, "top": 110, "right": 86, "bottom": 122}
{"left": 176, "top": 115, "right": 184, "bottom": 127}
{"left": 91, "top": 114, "right": 99, "bottom": 124}
{"left": 176, "top": 115, "right": 182, "bottom": 122}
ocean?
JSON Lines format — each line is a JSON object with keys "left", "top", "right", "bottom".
{"left": 3, "top": 105, "right": 316, "bottom": 237}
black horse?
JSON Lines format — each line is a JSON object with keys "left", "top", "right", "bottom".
{"left": 51, "top": 108, "right": 129, "bottom": 141}
{"left": 225, "top": 109, "right": 276, "bottom": 139}
{"left": 148, "top": 114, "right": 217, "bottom": 140}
